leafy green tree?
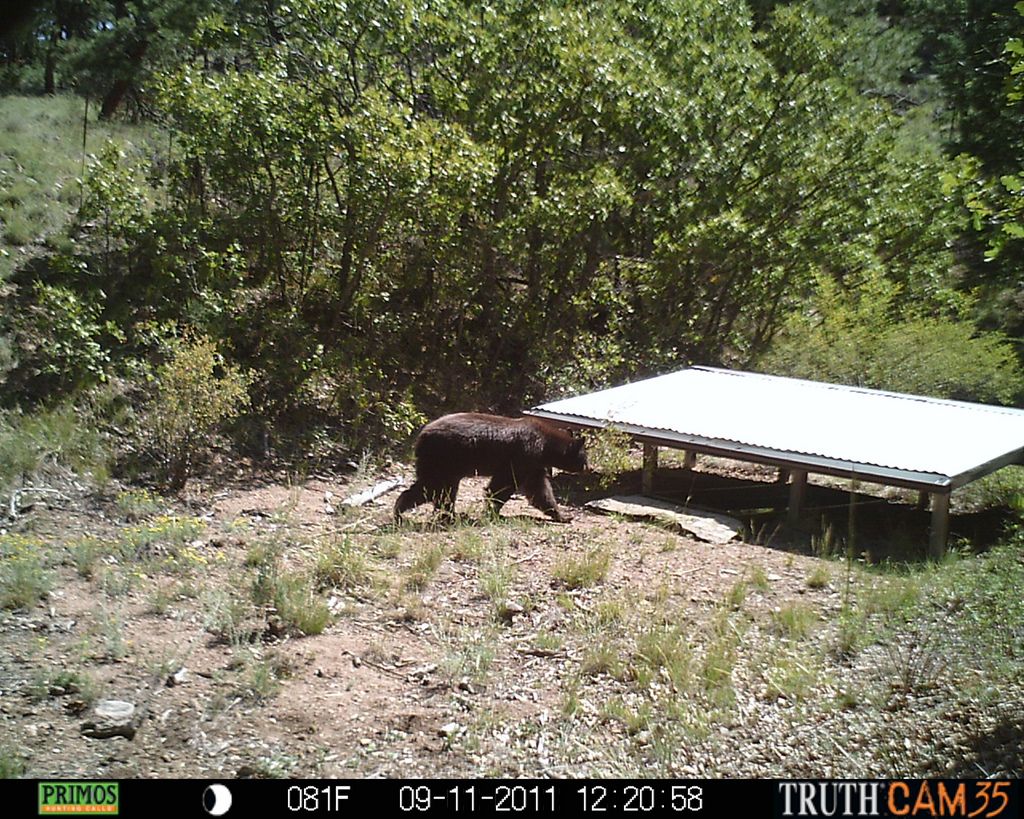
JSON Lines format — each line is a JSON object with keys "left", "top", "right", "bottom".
{"left": 944, "top": 2, "right": 1024, "bottom": 336}
{"left": 3, "top": 0, "right": 976, "bottom": 452}
{"left": 152, "top": 2, "right": 958, "bottom": 408}
{"left": 906, "top": 0, "right": 1023, "bottom": 176}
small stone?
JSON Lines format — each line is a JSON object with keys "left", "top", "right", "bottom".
{"left": 166, "top": 667, "right": 190, "bottom": 687}
{"left": 496, "top": 601, "right": 525, "bottom": 625}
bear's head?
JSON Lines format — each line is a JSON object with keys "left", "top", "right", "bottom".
{"left": 557, "top": 434, "right": 588, "bottom": 473}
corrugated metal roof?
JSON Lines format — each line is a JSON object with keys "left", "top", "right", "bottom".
{"left": 527, "top": 367, "right": 1024, "bottom": 490}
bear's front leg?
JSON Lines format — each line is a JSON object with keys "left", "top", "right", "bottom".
{"left": 523, "top": 471, "right": 572, "bottom": 523}
{"left": 394, "top": 481, "right": 427, "bottom": 521}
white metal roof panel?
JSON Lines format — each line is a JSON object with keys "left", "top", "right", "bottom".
{"left": 528, "top": 367, "right": 1024, "bottom": 488}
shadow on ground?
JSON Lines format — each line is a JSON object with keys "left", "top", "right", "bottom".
{"left": 560, "top": 466, "right": 1010, "bottom": 563}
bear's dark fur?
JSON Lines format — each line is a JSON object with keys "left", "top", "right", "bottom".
{"left": 394, "top": 413, "right": 587, "bottom": 523}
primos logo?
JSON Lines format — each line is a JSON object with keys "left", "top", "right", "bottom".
{"left": 38, "top": 783, "right": 119, "bottom": 815}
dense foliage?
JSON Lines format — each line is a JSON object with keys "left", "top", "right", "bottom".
{"left": 1, "top": 0, "right": 1022, "bottom": 461}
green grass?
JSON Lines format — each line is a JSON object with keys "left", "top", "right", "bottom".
{"left": 94, "top": 605, "right": 128, "bottom": 661}
{"left": 581, "top": 639, "right": 626, "bottom": 679}
{"left": 118, "top": 515, "right": 206, "bottom": 566}
{"left": 763, "top": 647, "right": 819, "bottom": 702}
{"left": 235, "top": 652, "right": 291, "bottom": 702}
{"left": 248, "top": 543, "right": 332, "bottom": 637}
{"left": 314, "top": 536, "right": 373, "bottom": 591}
{"left": 402, "top": 543, "right": 445, "bottom": 592}
{"left": 27, "top": 666, "right": 98, "bottom": 705}
{"left": 0, "top": 743, "right": 26, "bottom": 777}
{"left": 771, "top": 602, "right": 817, "bottom": 641}
{"left": 631, "top": 625, "right": 693, "bottom": 690}
{"left": 202, "top": 586, "right": 260, "bottom": 645}
{"left": 245, "top": 537, "right": 282, "bottom": 569}
{"left": 479, "top": 543, "right": 517, "bottom": 620}
{"left": 115, "top": 488, "right": 164, "bottom": 521}
{"left": 66, "top": 536, "right": 109, "bottom": 579}
{"left": 747, "top": 565, "right": 770, "bottom": 591}
{"left": 439, "top": 624, "right": 497, "bottom": 683}
{"left": 552, "top": 547, "right": 611, "bottom": 589}
{"left": 273, "top": 570, "right": 332, "bottom": 636}
{"left": 725, "top": 579, "right": 747, "bottom": 610}
{"left": 449, "top": 528, "right": 486, "bottom": 562}
{"left": 533, "top": 629, "right": 563, "bottom": 652}
{"left": 601, "top": 697, "right": 654, "bottom": 735}
{"left": 594, "top": 597, "right": 626, "bottom": 627}
{"left": 806, "top": 564, "right": 831, "bottom": 589}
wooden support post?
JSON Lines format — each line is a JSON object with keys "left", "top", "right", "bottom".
{"left": 682, "top": 450, "right": 697, "bottom": 471}
{"left": 929, "top": 491, "right": 950, "bottom": 559}
{"left": 776, "top": 468, "right": 790, "bottom": 484}
{"left": 787, "top": 469, "right": 808, "bottom": 526}
{"left": 916, "top": 491, "right": 929, "bottom": 511}
{"left": 642, "top": 443, "right": 658, "bottom": 495}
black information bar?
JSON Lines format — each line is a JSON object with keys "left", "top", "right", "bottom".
{"left": 14, "top": 778, "right": 1022, "bottom": 819}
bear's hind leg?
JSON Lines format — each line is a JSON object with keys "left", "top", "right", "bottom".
{"left": 427, "top": 481, "right": 460, "bottom": 520}
{"left": 485, "top": 468, "right": 516, "bottom": 518}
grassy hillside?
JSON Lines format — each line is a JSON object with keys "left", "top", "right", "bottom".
{"left": 0, "top": 95, "right": 158, "bottom": 282}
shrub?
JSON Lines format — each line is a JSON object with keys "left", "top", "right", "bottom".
{"left": 0, "top": 534, "right": 52, "bottom": 609}
{"left": 136, "top": 334, "right": 251, "bottom": 489}
{"left": 0, "top": 401, "right": 112, "bottom": 496}
{"left": 761, "top": 274, "right": 1024, "bottom": 405}
{"left": 29, "top": 283, "right": 113, "bottom": 389}
{"left": 583, "top": 426, "right": 635, "bottom": 486}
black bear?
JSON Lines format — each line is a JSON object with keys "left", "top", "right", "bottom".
{"left": 394, "top": 413, "right": 587, "bottom": 523}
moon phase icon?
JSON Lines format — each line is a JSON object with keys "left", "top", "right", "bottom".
{"left": 203, "top": 783, "right": 233, "bottom": 816}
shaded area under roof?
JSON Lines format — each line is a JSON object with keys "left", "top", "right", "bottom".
{"left": 527, "top": 367, "right": 1024, "bottom": 493}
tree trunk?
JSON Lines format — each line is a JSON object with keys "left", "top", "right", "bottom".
{"left": 99, "top": 38, "right": 149, "bottom": 120}
{"left": 44, "top": 26, "right": 59, "bottom": 94}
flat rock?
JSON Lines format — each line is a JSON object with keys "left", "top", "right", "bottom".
{"left": 586, "top": 495, "right": 742, "bottom": 544}
{"left": 81, "top": 699, "right": 139, "bottom": 740}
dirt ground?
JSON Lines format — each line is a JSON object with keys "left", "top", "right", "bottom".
{"left": 0, "top": 457, "right": 1020, "bottom": 779}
